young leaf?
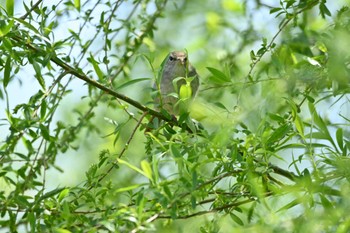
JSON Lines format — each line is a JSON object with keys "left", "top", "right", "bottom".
{"left": 294, "top": 114, "right": 304, "bottom": 138}
{"left": 6, "top": 0, "right": 14, "bottom": 16}
{"left": 170, "top": 144, "right": 181, "bottom": 158}
{"left": 179, "top": 83, "right": 192, "bottom": 100}
{"left": 0, "top": 19, "right": 14, "bottom": 37}
{"left": 117, "top": 159, "right": 151, "bottom": 181}
{"left": 88, "top": 54, "right": 104, "bottom": 81}
{"left": 207, "top": 67, "right": 231, "bottom": 84}
{"left": 58, "top": 188, "right": 70, "bottom": 202}
{"left": 74, "top": 0, "right": 81, "bottom": 11}
{"left": 319, "top": 3, "right": 331, "bottom": 18}
{"left": 40, "top": 124, "right": 51, "bottom": 141}
{"left": 336, "top": 128, "right": 343, "bottom": 151}
{"left": 230, "top": 213, "right": 244, "bottom": 226}
{"left": 141, "top": 160, "right": 153, "bottom": 182}
{"left": 266, "top": 124, "right": 292, "bottom": 145}
{"left": 115, "top": 184, "right": 144, "bottom": 193}
{"left": 3, "top": 57, "right": 11, "bottom": 88}
{"left": 270, "top": 7, "right": 282, "bottom": 14}
{"left": 32, "top": 61, "right": 46, "bottom": 89}
{"left": 115, "top": 78, "right": 150, "bottom": 90}
{"left": 276, "top": 198, "right": 300, "bottom": 212}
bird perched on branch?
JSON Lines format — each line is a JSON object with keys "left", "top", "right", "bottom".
{"left": 155, "top": 51, "right": 199, "bottom": 115}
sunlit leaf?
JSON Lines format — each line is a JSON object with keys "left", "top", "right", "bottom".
{"left": 0, "top": 19, "right": 13, "bottom": 37}
{"left": 74, "top": 0, "right": 80, "bottom": 11}
{"left": 6, "top": 0, "right": 14, "bottom": 16}
{"left": 141, "top": 160, "right": 153, "bottom": 181}
{"left": 115, "top": 184, "right": 144, "bottom": 193}
{"left": 58, "top": 189, "right": 70, "bottom": 202}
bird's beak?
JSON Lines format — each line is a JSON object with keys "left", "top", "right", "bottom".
{"left": 179, "top": 58, "right": 187, "bottom": 66}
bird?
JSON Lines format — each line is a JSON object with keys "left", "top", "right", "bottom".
{"left": 155, "top": 51, "right": 199, "bottom": 115}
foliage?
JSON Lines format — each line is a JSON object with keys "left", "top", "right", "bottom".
{"left": 0, "top": 0, "right": 350, "bottom": 232}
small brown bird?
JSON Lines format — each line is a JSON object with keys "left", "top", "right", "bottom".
{"left": 155, "top": 51, "right": 199, "bottom": 114}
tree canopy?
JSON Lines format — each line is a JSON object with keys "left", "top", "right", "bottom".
{"left": 0, "top": 0, "right": 350, "bottom": 232}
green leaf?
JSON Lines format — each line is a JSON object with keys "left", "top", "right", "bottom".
{"left": 33, "top": 61, "right": 46, "bottom": 89}
{"left": 74, "top": 0, "right": 80, "bottom": 11}
{"left": 277, "top": 198, "right": 300, "bottom": 212}
{"left": 0, "top": 19, "right": 14, "bottom": 37}
{"left": 40, "top": 124, "right": 51, "bottom": 141}
{"left": 294, "top": 114, "right": 304, "bottom": 138}
{"left": 58, "top": 188, "right": 70, "bottom": 202}
{"left": 336, "top": 128, "right": 343, "bottom": 150}
{"left": 54, "top": 228, "right": 72, "bottom": 233}
{"left": 247, "top": 202, "right": 256, "bottom": 223}
{"left": 308, "top": 102, "right": 336, "bottom": 148}
{"left": 214, "top": 102, "right": 228, "bottom": 111}
{"left": 179, "top": 83, "right": 192, "bottom": 100}
{"left": 268, "top": 113, "right": 284, "bottom": 123}
{"left": 152, "top": 155, "right": 160, "bottom": 183}
{"left": 117, "top": 159, "right": 151, "bottom": 180}
{"left": 266, "top": 124, "right": 292, "bottom": 145}
{"left": 185, "top": 116, "right": 197, "bottom": 134}
{"left": 23, "top": 138, "right": 35, "bottom": 154}
{"left": 230, "top": 213, "right": 244, "bottom": 226}
{"left": 14, "top": 18, "right": 40, "bottom": 34}
{"left": 88, "top": 54, "right": 104, "bottom": 81}
{"left": 3, "top": 56, "right": 11, "bottom": 88}
{"left": 250, "top": 50, "right": 256, "bottom": 60}
{"left": 36, "top": 188, "right": 65, "bottom": 203}
{"left": 28, "top": 211, "right": 35, "bottom": 231}
{"left": 163, "top": 184, "right": 172, "bottom": 198}
{"left": 207, "top": 67, "right": 231, "bottom": 84}
{"left": 115, "top": 183, "right": 144, "bottom": 193}
{"left": 6, "top": 0, "right": 14, "bottom": 16}
{"left": 40, "top": 100, "right": 47, "bottom": 121}
{"left": 115, "top": 78, "right": 150, "bottom": 90}
{"left": 286, "top": 0, "right": 296, "bottom": 8}
{"left": 319, "top": 194, "right": 334, "bottom": 209}
{"left": 270, "top": 7, "right": 282, "bottom": 14}
{"left": 319, "top": 3, "right": 331, "bottom": 18}
{"left": 141, "top": 160, "right": 153, "bottom": 181}
{"left": 170, "top": 144, "right": 181, "bottom": 158}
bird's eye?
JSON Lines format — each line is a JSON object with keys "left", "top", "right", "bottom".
{"left": 169, "top": 56, "right": 175, "bottom": 61}
{"left": 183, "top": 57, "right": 188, "bottom": 62}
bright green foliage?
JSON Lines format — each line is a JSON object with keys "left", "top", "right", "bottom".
{"left": 0, "top": 0, "right": 350, "bottom": 232}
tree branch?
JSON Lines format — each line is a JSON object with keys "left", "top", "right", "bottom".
{"left": 20, "top": 0, "right": 43, "bottom": 20}
{"left": 11, "top": 35, "right": 175, "bottom": 124}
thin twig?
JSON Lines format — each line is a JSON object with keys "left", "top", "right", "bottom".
{"left": 236, "top": 17, "right": 292, "bottom": 105}
{"left": 11, "top": 34, "right": 174, "bottom": 122}
{"left": 90, "top": 111, "right": 147, "bottom": 190}
{"left": 20, "top": 0, "right": 43, "bottom": 20}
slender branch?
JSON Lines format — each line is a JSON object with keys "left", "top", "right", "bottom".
{"left": 201, "top": 77, "right": 283, "bottom": 92}
{"left": 89, "top": 111, "right": 147, "bottom": 190}
{"left": 157, "top": 199, "right": 253, "bottom": 220}
{"left": 20, "top": 0, "right": 43, "bottom": 20}
{"left": 269, "top": 163, "right": 298, "bottom": 181}
{"left": 118, "top": 112, "right": 147, "bottom": 159}
{"left": 235, "top": 0, "right": 320, "bottom": 105}
{"left": 10, "top": 35, "right": 175, "bottom": 123}
{"left": 236, "top": 17, "right": 292, "bottom": 105}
